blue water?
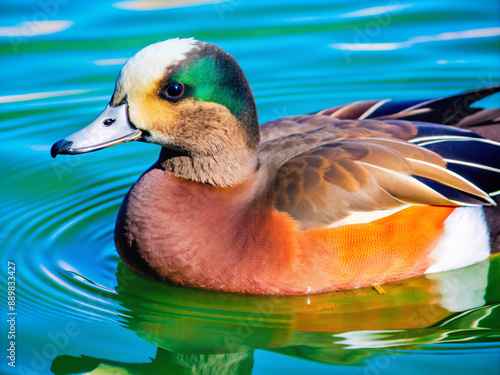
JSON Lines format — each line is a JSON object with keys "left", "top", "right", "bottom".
{"left": 1, "top": 0, "right": 500, "bottom": 374}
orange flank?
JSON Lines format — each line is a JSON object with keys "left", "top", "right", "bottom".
{"left": 305, "top": 206, "right": 456, "bottom": 289}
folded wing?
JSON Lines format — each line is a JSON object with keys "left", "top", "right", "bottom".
{"left": 263, "top": 127, "right": 496, "bottom": 230}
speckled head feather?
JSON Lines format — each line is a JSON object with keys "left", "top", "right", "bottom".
{"left": 110, "top": 38, "right": 260, "bottom": 187}
{"left": 112, "top": 38, "right": 259, "bottom": 148}
{"left": 113, "top": 38, "right": 200, "bottom": 102}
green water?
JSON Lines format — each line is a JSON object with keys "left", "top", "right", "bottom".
{"left": 1, "top": 0, "right": 500, "bottom": 374}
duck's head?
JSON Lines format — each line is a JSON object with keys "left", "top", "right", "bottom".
{"left": 51, "top": 38, "right": 260, "bottom": 187}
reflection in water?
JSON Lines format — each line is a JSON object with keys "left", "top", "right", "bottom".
{"left": 0, "top": 89, "right": 95, "bottom": 104}
{"left": 52, "top": 349, "right": 254, "bottom": 374}
{"left": 331, "top": 27, "right": 500, "bottom": 51}
{"left": 0, "top": 20, "right": 74, "bottom": 37}
{"left": 113, "top": 0, "right": 229, "bottom": 11}
{"left": 51, "top": 256, "right": 500, "bottom": 374}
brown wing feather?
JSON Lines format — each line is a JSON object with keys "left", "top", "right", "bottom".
{"left": 259, "top": 115, "right": 417, "bottom": 144}
{"left": 271, "top": 143, "right": 402, "bottom": 229}
{"left": 261, "top": 123, "right": 492, "bottom": 229}
{"left": 316, "top": 100, "right": 387, "bottom": 119}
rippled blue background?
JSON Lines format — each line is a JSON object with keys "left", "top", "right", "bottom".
{"left": 1, "top": 0, "right": 500, "bottom": 374}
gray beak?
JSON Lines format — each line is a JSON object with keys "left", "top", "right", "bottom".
{"left": 51, "top": 103, "right": 142, "bottom": 158}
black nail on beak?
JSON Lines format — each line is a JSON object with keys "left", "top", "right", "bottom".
{"left": 51, "top": 139, "right": 73, "bottom": 158}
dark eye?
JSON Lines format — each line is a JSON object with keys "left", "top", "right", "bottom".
{"left": 164, "top": 82, "right": 184, "bottom": 99}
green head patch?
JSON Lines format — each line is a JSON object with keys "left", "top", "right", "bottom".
{"left": 170, "top": 55, "right": 248, "bottom": 117}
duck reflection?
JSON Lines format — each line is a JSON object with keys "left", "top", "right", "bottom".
{"left": 51, "top": 255, "right": 499, "bottom": 374}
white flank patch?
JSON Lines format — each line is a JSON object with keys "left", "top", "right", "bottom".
{"left": 117, "top": 38, "right": 200, "bottom": 94}
{"left": 425, "top": 206, "right": 490, "bottom": 274}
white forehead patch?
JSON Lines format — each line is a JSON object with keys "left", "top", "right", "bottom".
{"left": 116, "top": 38, "right": 200, "bottom": 96}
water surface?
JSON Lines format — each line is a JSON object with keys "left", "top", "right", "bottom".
{"left": 1, "top": 0, "right": 500, "bottom": 374}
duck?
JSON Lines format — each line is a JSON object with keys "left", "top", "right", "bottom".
{"left": 51, "top": 38, "right": 500, "bottom": 295}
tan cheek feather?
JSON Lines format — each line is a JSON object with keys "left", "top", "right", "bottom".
{"left": 173, "top": 100, "right": 246, "bottom": 148}
{"left": 129, "top": 89, "right": 248, "bottom": 155}
{"left": 129, "top": 89, "right": 179, "bottom": 135}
